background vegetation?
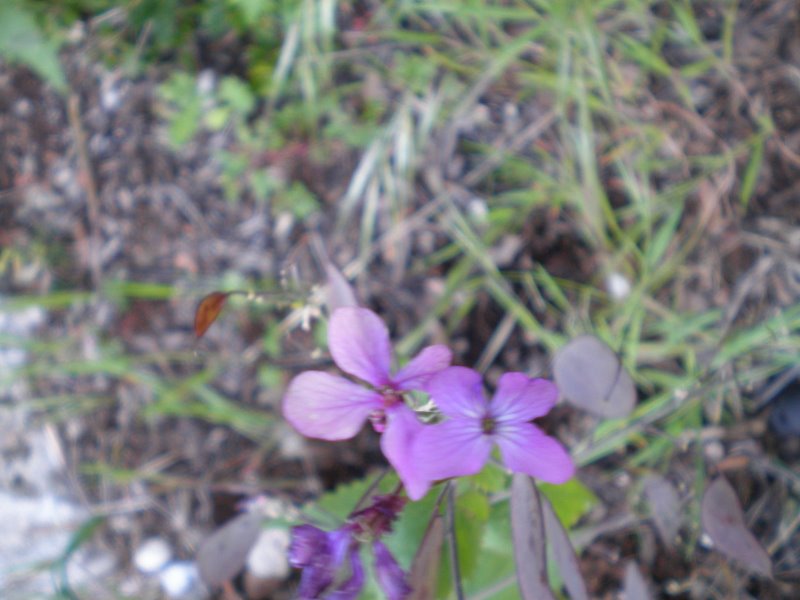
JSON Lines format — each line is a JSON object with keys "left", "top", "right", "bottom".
{"left": 1, "top": 0, "right": 799, "bottom": 598}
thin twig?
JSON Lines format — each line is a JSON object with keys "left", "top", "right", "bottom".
{"left": 68, "top": 94, "right": 102, "bottom": 290}
{"left": 767, "top": 506, "right": 800, "bottom": 555}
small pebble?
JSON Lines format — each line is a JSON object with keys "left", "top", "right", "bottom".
{"left": 159, "top": 561, "right": 203, "bottom": 598}
{"left": 246, "top": 528, "right": 290, "bottom": 579}
{"left": 703, "top": 440, "right": 724, "bottom": 462}
{"left": 278, "top": 426, "right": 306, "bottom": 459}
{"left": 605, "top": 271, "right": 631, "bottom": 301}
{"left": 134, "top": 537, "right": 172, "bottom": 574}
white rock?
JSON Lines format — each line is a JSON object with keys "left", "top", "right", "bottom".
{"left": 605, "top": 271, "right": 632, "bottom": 301}
{"left": 159, "top": 561, "right": 204, "bottom": 598}
{"left": 245, "top": 528, "right": 290, "bottom": 580}
{"left": 134, "top": 537, "right": 172, "bottom": 574}
{"left": 278, "top": 427, "right": 306, "bottom": 459}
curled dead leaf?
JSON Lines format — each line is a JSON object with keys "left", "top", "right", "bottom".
{"left": 194, "top": 291, "right": 231, "bottom": 338}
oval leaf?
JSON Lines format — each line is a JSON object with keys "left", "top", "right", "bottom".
{"left": 622, "top": 561, "right": 651, "bottom": 600}
{"left": 553, "top": 335, "right": 636, "bottom": 418}
{"left": 643, "top": 474, "right": 682, "bottom": 547}
{"left": 541, "top": 495, "right": 588, "bottom": 600}
{"left": 194, "top": 292, "right": 230, "bottom": 338}
{"left": 196, "top": 511, "right": 263, "bottom": 587}
{"left": 701, "top": 477, "right": 772, "bottom": 577}
{"left": 511, "top": 473, "right": 556, "bottom": 600}
{"left": 408, "top": 513, "right": 444, "bottom": 600}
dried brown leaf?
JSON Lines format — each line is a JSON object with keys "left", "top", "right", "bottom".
{"left": 194, "top": 291, "right": 231, "bottom": 338}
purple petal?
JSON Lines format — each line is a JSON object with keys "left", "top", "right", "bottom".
{"left": 412, "top": 419, "right": 492, "bottom": 484}
{"left": 392, "top": 345, "right": 453, "bottom": 390}
{"left": 380, "top": 406, "right": 430, "bottom": 501}
{"left": 328, "top": 307, "right": 392, "bottom": 386}
{"left": 289, "top": 525, "right": 330, "bottom": 568}
{"left": 373, "top": 541, "right": 412, "bottom": 600}
{"left": 325, "top": 261, "right": 359, "bottom": 312}
{"left": 327, "top": 545, "right": 364, "bottom": 600}
{"left": 282, "top": 371, "right": 382, "bottom": 440}
{"left": 495, "top": 422, "right": 575, "bottom": 484}
{"left": 329, "top": 527, "right": 354, "bottom": 570}
{"left": 291, "top": 525, "right": 335, "bottom": 598}
{"left": 491, "top": 374, "right": 558, "bottom": 423}
{"left": 424, "top": 367, "right": 488, "bottom": 419}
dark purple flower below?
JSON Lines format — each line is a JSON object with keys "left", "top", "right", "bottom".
{"left": 288, "top": 494, "right": 411, "bottom": 599}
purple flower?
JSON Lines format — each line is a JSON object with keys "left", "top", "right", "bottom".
{"left": 373, "top": 541, "right": 411, "bottom": 600}
{"left": 288, "top": 519, "right": 410, "bottom": 599}
{"left": 289, "top": 524, "right": 361, "bottom": 600}
{"left": 407, "top": 367, "right": 575, "bottom": 500}
{"left": 283, "top": 307, "right": 451, "bottom": 494}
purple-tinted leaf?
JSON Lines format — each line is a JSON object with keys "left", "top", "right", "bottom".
{"left": 511, "top": 473, "right": 556, "bottom": 600}
{"left": 553, "top": 335, "right": 636, "bottom": 418}
{"left": 197, "top": 511, "right": 263, "bottom": 587}
{"left": 541, "top": 495, "right": 588, "bottom": 600}
{"left": 622, "top": 561, "right": 651, "bottom": 600}
{"left": 701, "top": 477, "right": 772, "bottom": 577}
{"left": 325, "top": 261, "right": 359, "bottom": 312}
{"left": 408, "top": 513, "right": 444, "bottom": 600}
{"left": 643, "top": 474, "right": 682, "bottom": 547}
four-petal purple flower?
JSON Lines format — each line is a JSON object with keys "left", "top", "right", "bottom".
{"left": 406, "top": 367, "right": 575, "bottom": 500}
{"left": 282, "top": 307, "right": 451, "bottom": 494}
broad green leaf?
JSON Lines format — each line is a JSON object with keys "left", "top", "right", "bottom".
{"left": 466, "top": 461, "right": 508, "bottom": 494}
{"left": 384, "top": 487, "right": 440, "bottom": 570}
{"left": 314, "top": 473, "right": 393, "bottom": 524}
{"left": 0, "top": 2, "right": 67, "bottom": 92}
{"left": 539, "top": 479, "right": 598, "bottom": 529}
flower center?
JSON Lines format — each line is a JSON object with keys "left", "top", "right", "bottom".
{"left": 481, "top": 416, "right": 496, "bottom": 435}
{"left": 380, "top": 388, "right": 402, "bottom": 409}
